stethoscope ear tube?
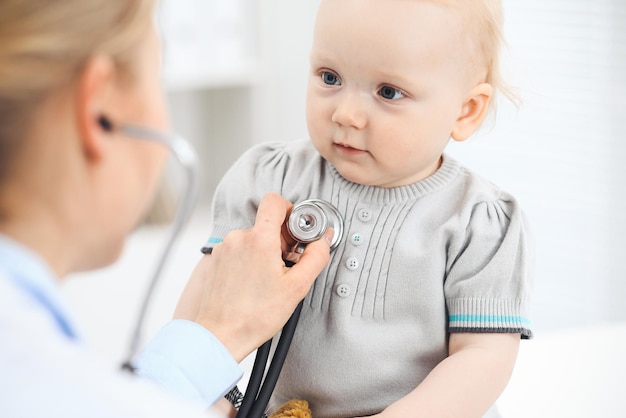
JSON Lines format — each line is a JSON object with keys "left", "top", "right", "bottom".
{"left": 116, "top": 123, "right": 200, "bottom": 373}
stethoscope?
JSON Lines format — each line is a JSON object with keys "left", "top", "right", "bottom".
{"left": 232, "top": 199, "right": 344, "bottom": 418}
{"left": 101, "top": 115, "right": 344, "bottom": 418}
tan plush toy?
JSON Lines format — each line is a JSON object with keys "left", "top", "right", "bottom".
{"left": 225, "top": 386, "right": 312, "bottom": 418}
{"left": 268, "top": 399, "right": 312, "bottom": 418}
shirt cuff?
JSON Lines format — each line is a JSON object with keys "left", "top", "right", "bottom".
{"left": 134, "top": 320, "right": 243, "bottom": 408}
{"left": 447, "top": 298, "right": 533, "bottom": 339}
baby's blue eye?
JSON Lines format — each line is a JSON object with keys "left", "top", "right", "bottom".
{"left": 321, "top": 71, "right": 341, "bottom": 86}
{"left": 378, "top": 85, "right": 404, "bottom": 100}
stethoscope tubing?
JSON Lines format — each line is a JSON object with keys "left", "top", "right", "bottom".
{"left": 237, "top": 300, "right": 304, "bottom": 418}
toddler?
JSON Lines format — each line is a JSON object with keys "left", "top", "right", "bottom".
{"left": 208, "top": 0, "right": 533, "bottom": 417}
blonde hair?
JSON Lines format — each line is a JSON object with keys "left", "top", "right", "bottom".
{"left": 452, "top": 0, "right": 519, "bottom": 112}
{"left": 0, "top": 0, "right": 155, "bottom": 182}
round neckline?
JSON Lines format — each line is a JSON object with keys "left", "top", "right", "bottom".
{"left": 327, "top": 154, "right": 461, "bottom": 204}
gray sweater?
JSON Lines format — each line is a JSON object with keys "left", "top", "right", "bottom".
{"left": 209, "top": 140, "right": 533, "bottom": 418}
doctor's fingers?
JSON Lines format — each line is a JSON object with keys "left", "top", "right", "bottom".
{"left": 253, "top": 192, "right": 293, "bottom": 241}
{"left": 211, "top": 193, "right": 293, "bottom": 261}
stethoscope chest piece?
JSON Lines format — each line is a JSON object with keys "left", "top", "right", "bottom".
{"left": 284, "top": 199, "right": 344, "bottom": 264}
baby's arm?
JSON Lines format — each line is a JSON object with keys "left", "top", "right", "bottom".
{"left": 372, "top": 333, "right": 520, "bottom": 418}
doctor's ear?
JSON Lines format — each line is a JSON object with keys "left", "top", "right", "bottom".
{"left": 451, "top": 83, "right": 493, "bottom": 142}
{"left": 75, "top": 54, "right": 117, "bottom": 160}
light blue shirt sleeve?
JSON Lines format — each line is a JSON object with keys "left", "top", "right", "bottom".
{"left": 134, "top": 319, "right": 243, "bottom": 408}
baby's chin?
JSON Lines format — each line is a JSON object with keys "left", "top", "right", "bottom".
{"left": 335, "top": 166, "right": 425, "bottom": 189}
{"left": 319, "top": 150, "right": 390, "bottom": 187}
{"left": 334, "top": 166, "right": 382, "bottom": 187}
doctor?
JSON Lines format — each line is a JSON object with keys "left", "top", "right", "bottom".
{"left": 0, "top": 0, "right": 331, "bottom": 417}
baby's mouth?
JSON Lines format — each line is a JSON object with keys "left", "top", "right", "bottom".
{"left": 335, "top": 142, "right": 365, "bottom": 153}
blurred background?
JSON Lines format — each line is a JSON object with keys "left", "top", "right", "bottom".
{"left": 64, "top": 0, "right": 625, "bottom": 416}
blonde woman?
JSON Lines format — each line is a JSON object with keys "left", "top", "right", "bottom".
{"left": 0, "top": 1, "right": 331, "bottom": 417}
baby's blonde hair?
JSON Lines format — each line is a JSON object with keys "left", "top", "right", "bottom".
{"left": 0, "top": 0, "right": 155, "bottom": 182}
{"left": 464, "top": 0, "right": 518, "bottom": 103}
{"left": 449, "top": 0, "right": 518, "bottom": 111}
{"left": 415, "top": 0, "right": 515, "bottom": 117}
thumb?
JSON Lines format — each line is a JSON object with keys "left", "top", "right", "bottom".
{"left": 285, "top": 228, "right": 333, "bottom": 297}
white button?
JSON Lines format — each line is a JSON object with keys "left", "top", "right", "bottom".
{"left": 358, "top": 208, "right": 372, "bottom": 222}
{"left": 336, "top": 284, "right": 351, "bottom": 297}
{"left": 345, "top": 256, "right": 359, "bottom": 271}
{"left": 351, "top": 233, "right": 364, "bottom": 246}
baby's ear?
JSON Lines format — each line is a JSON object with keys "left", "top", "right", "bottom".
{"left": 451, "top": 82, "right": 493, "bottom": 142}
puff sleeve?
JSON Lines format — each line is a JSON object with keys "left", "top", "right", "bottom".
{"left": 444, "top": 197, "right": 534, "bottom": 339}
{"left": 206, "top": 142, "right": 294, "bottom": 243}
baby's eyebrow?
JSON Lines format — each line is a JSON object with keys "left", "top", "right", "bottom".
{"left": 371, "top": 69, "right": 416, "bottom": 87}
{"left": 309, "top": 47, "right": 343, "bottom": 65}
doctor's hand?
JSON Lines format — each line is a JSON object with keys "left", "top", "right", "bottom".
{"left": 174, "top": 192, "right": 333, "bottom": 363}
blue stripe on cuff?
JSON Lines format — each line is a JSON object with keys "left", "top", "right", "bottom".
{"left": 449, "top": 314, "right": 532, "bottom": 326}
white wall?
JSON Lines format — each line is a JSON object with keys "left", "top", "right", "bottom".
{"left": 251, "top": 0, "right": 320, "bottom": 144}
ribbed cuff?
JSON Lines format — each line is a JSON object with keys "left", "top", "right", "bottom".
{"left": 447, "top": 298, "right": 533, "bottom": 339}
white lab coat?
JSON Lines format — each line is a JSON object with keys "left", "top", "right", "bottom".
{"left": 0, "top": 235, "right": 242, "bottom": 417}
